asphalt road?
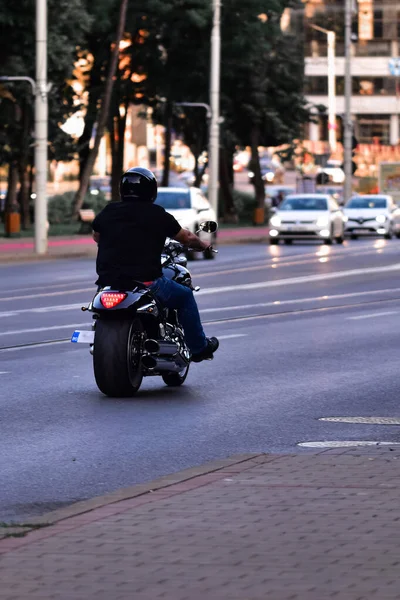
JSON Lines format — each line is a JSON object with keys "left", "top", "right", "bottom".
{"left": 2, "top": 238, "right": 400, "bottom": 522}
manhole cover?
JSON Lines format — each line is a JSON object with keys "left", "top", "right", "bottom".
{"left": 319, "top": 417, "right": 400, "bottom": 425}
{"left": 298, "top": 441, "right": 400, "bottom": 448}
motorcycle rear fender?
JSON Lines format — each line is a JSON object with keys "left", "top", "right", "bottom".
{"left": 91, "top": 286, "right": 158, "bottom": 315}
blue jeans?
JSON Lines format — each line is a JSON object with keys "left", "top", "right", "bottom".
{"left": 150, "top": 276, "right": 207, "bottom": 354}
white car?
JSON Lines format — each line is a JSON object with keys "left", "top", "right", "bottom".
{"left": 317, "top": 160, "right": 345, "bottom": 185}
{"left": 269, "top": 193, "right": 345, "bottom": 245}
{"left": 344, "top": 194, "right": 400, "bottom": 239}
{"left": 155, "top": 187, "right": 217, "bottom": 259}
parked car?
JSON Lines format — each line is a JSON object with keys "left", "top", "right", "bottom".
{"left": 268, "top": 193, "right": 345, "bottom": 245}
{"left": 155, "top": 187, "right": 217, "bottom": 259}
{"left": 248, "top": 156, "right": 284, "bottom": 185}
{"left": 265, "top": 185, "right": 295, "bottom": 208}
{"left": 343, "top": 194, "right": 400, "bottom": 239}
{"left": 316, "top": 160, "right": 345, "bottom": 185}
{"left": 89, "top": 176, "right": 111, "bottom": 200}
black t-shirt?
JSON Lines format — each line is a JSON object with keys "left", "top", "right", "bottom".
{"left": 92, "top": 200, "right": 181, "bottom": 287}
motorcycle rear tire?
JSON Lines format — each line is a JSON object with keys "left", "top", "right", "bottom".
{"left": 93, "top": 318, "right": 143, "bottom": 397}
{"left": 162, "top": 364, "right": 190, "bottom": 387}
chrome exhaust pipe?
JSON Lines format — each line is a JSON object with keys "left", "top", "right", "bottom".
{"left": 142, "top": 353, "right": 188, "bottom": 372}
{"left": 144, "top": 339, "right": 179, "bottom": 356}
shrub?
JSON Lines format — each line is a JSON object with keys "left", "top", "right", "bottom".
{"left": 47, "top": 191, "right": 108, "bottom": 224}
{"left": 232, "top": 190, "right": 258, "bottom": 223}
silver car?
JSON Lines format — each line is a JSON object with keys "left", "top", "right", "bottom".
{"left": 269, "top": 193, "right": 345, "bottom": 245}
{"left": 343, "top": 195, "right": 400, "bottom": 240}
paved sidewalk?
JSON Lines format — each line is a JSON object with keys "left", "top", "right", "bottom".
{"left": 1, "top": 447, "right": 400, "bottom": 599}
{"left": 0, "top": 227, "right": 269, "bottom": 264}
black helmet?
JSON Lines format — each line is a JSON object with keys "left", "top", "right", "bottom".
{"left": 119, "top": 167, "right": 157, "bottom": 202}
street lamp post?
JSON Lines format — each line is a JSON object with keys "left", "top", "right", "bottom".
{"left": 343, "top": 0, "right": 353, "bottom": 204}
{"left": 35, "top": 0, "right": 48, "bottom": 255}
{"left": 310, "top": 24, "right": 337, "bottom": 153}
{"left": 0, "top": 0, "right": 49, "bottom": 255}
{"left": 208, "top": 0, "right": 221, "bottom": 218}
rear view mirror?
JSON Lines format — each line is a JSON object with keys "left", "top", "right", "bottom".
{"left": 199, "top": 221, "right": 218, "bottom": 234}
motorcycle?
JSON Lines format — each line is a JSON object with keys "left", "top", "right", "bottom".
{"left": 71, "top": 221, "right": 218, "bottom": 397}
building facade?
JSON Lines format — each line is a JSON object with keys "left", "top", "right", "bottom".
{"left": 301, "top": 0, "right": 400, "bottom": 152}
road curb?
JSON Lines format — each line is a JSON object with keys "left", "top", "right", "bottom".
{"left": 0, "top": 454, "right": 270, "bottom": 548}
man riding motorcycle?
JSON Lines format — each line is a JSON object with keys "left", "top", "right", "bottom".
{"left": 91, "top": 167, "right": 219, "bottom": 363}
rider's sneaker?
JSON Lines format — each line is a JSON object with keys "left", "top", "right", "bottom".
{"left": 191, "top": 337, "right": 219, "bottom": 363}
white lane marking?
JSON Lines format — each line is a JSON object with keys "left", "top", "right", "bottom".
{"left": 0, "top": 323, "right": 90, "bottom": 337}
{"left": 0, "top": 340, "right": 70, "bottom": 353}
{"left": 0, "top": 371, "right": 10, "bottom": 374}
{"left": 0, "top": 334, "right": 246, "bottom": 353}
{"left": 197, "top": 263, "right": 400, "bottom": 296}
{"left": 0, "top": 278, "right": 93, "bottom": 296}
{"left": 200, "top": 287, "right": 400, "bottom": 314}
{"left": 0, "top": 303, "right": 84, "bottom": 318}
{"left": 0, "top": 288, "right": 94, "bottom": 303}
{"left": 1, "top": 286, "right": 400, "bottom": 321}
{"left": 194, "top": 247, "right": 393, "bottom": 279}
{"left": 347, "top": 311, "right": 398, "bottom": 321}
{"left": 298, "top": 440, "right": 400, "bottom": 448}
{"left": 320, "top": 417, "right": 400, "bottom": 425}
{"left": 217, "top": 334, "right": 247, "bottom": 340}
{"left": 0, "top": 324, "right": 246, "bottom": 340}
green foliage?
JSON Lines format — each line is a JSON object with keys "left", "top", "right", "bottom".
{"left": 48, "top": 191, "right": 107, "bottom": 224}
{"left": 220, "top": 0, "right": 309, "bottom": 149}
{"left": 0, "top": 0, "right": 91, "bottom": 166}
{"left": 216, "top": 189, "right": 264, "bottom": 224}
{"left": 231, "top": 190, "right": 259, "bottom": 223}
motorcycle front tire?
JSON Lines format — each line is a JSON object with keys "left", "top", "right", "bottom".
{"left": 93, "top": 318, "right": 143, "bottom": 397}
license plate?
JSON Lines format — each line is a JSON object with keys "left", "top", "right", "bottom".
{"left": 286, "top": 225, "right": 308, "bottom": 231}
{"left": 71, "top": 330, "right": 94, "bottom": 344}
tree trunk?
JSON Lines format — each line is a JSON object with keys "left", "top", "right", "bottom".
{"left": 111, "top": 100, "right": 128, "bottom": 201}
{"left": 78, "top": 102, "right": 98, "bottom": 180}
{"left": 250, "top": 126, "right": 265, "bottom": 223}
{"left": 161, "top": 100, "right": 173, "bottom": 187}
{"left": 19, "top": 99, "right": 31, "bottom": 229}
{"left": 72, "top": 0, "right": 129, "bottom": 218}
{"left": 219, "top": 148, "right": 238, "bottom": 223}
{"left": 5, "top": 162, "right": 19, "bottom": 213}
{"left": 193, "top": 154, "right": 199, "bottom": 186}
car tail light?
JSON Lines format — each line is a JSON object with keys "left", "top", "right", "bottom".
{"left": 100, "top": 292, "right": 127, "bottom": 309}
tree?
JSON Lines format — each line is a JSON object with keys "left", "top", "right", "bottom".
{"left": 218, "top": 0, "right": 310, "bottom": 220}
{"left": 72, "top": 0, "right": 129, "bottom": 217}
{"left": 124, "top": 0, "right": 211, "bottom": 186}
{"left": 0, "top": 0, "right": 91, "bottom": 227}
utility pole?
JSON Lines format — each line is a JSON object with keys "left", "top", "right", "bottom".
{"left": 310, "top": 25, "right": 337, "bottom": 153}
{"left": 35, "top": 0, "right": 48, "bottom": 255}
{"left": 208, "top": 0, "right": 221, "bottom": 218}
{"left": 343, "top": 0, "right": 353, "bottom": 204}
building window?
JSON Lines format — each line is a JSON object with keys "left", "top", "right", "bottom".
{"left": 357, "top": 115, "right": 390, "bottom": 144}
{"left": 304, "top": 77, "right": 328, "bottom": 95}
{"left": 373, "top": 8, "right": 383, "bottom": 38}
{"left": 306, "top": 77, "right": 397, "bottom": 96}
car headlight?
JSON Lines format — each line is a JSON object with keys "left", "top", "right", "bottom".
{"left": 316, "top": 216, "right": 329, "bottom": 227}
{"left": 270, "top": 215, "right": 281, "bottom": 227}
{"left": 376, "top": 215, "right": 387, "bottom": 224}
{"left": 343, "top": 215, "right": 349, "bottom": 222}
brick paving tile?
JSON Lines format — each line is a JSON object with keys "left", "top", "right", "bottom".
{"left": 1, "top": 451, "right": 400, "bottom": 599}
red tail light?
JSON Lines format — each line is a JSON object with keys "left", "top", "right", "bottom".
{"left": 100, "top": 292, "right": 127, "bottom": 309}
